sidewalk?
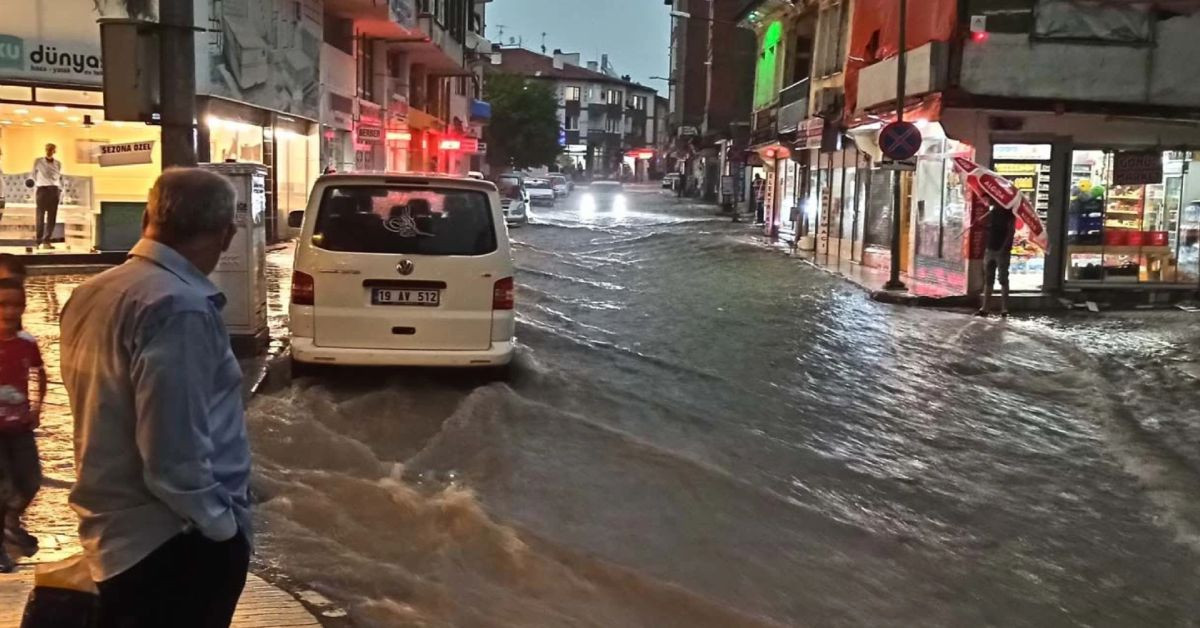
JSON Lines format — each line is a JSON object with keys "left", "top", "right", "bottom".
{"left": 1, "top": 573, "right": 321, "bottom": 628}
{"left": 0, "top": 272, "right": 335, "bottom": 627}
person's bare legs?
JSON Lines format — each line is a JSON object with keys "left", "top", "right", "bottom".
{"left": 978, "top": 258, "right": 996, "bottom": 315}
{"left": 999, "top": 256, "right": 1011, "bottom": 316}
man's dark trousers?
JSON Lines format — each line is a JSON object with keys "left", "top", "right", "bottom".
{"left": 97, "top": 530, "right": 250, "bottom": 628}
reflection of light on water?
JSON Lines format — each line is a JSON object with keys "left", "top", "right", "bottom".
{"left": 612, "top": 195, "right": 628, "bottom": 219}
{"left": 580, "top": 194, "right": 596, "bottom": 220}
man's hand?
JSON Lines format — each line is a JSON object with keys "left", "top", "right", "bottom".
{"left": 27, "top": 402, "right": 41, "bottom": 430}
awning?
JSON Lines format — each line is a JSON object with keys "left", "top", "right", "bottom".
{"left": 847, "top": 93, "right": 943, "bottom": 130}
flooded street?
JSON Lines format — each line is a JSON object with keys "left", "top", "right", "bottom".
{"left": 21, "top": 184, "right": 1200, "bottom": 627}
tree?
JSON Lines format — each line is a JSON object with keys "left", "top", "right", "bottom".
{"left": 483, "top": 73, "right": 562, "bottom": 171}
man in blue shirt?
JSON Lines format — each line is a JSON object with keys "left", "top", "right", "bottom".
{"left": 60, "top": 168, "right": 250, "bottom": 627}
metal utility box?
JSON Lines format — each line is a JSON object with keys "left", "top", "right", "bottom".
{"left": 202, "top": 162, "right": 269, "bottom": 353}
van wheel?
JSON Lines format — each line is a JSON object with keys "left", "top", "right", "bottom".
{"left": 290, "top": 359, "right": 319, "bottom": 381}
{"left": 485, "top": 363, "right": 515, "bottom": 383}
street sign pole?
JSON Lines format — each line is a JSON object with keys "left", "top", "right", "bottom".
{"left": 885, "top": 0, "right": 908, "bottom": 291}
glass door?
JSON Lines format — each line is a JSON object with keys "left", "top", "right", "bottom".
{"left": 991, "top": 143, "right": 1053, "bottom": 291}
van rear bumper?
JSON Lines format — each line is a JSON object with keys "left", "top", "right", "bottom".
{"left": 292, "top": 337, "right": 515, "bottom": 367}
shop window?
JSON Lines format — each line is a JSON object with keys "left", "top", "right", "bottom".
{"left": 323, "top": 16, "right": 354, "bottom": 55}
{"left": 565, "top": 86, "right": 581, "bottom": 102}
{"left": 0, "top": 101, "right": 162, "bottom": 251}
{"left": 1065, "top": 150, "right": 1198, "bottom": 284}
{"left": 1034, "top": 0, "right": 1152, "bottom": 43}
{"left": 864, "top": 169, "right": 894, "bottom": 248}
{"left": 564, "top": 115, "right": 579, "bottom": 131}
{"left": 814, "top": 1, "right": 847, "bottom": 77}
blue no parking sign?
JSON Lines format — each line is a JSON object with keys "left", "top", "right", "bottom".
{"left": 878, "top": 121, "right": 922, "bottom": 161}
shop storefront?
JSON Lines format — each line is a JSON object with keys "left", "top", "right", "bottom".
{"left": 0, "top": 88, "right": 161, "bottom": 252}
{"left": 933, "top": 107, "right": 1200, "bottom": 295}
{"left": 0, "top": 0, "right": 164, "bottom": 255}
{"left": 752, "top": 143, "right": 788, "bottom": 238}
{"left": 199, "top": 98, "right": 318, "bottom": 243}
{"left": 1064, "top": 149, "right": 1200, "bottom": 286}
{"left": 849, "top": 115, "right": 975, "bottom": 293}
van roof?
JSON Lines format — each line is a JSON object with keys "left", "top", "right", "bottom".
{"left": 317, "top": 171, "right": 497, "bottom": 192}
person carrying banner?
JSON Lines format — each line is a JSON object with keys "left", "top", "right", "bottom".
{"left": 976, "top": 201, "right": 1017, "bottom": 317}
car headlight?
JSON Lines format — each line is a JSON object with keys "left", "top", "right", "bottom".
{"left": 613, "top": 194, "right": 627, "bottom": 212}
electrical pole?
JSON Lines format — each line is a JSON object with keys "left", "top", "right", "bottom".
{"left": 159, "top": 0, "right": 197, "bottom": 168}
{"left": 884, "top": 0, "right": 908, "bottom": 290}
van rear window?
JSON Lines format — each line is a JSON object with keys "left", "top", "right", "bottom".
{"left": 312, "top": 186, "right": 497, "bottom": 256}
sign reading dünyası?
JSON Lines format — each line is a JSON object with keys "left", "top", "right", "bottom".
{"left": 97, "top": 140, "right": 155, "bottom": 167}
{"left": 2, "top": 0, "right": 153, "bottom": 84}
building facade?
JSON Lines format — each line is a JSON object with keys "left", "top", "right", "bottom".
{"left": 487, "top": 47, "right": 660, "bottom": 179}
{"left": 318, "top": 0, "right": 491, "bottom": 179}
{"left": 666, "top": 0, "right": 756, "bottom": 202}
{"left": 735, "top": 0, "right": 1200, "bottom": 299}
{"left": 0, "top": 0, "right": 490, "bottom": 250}
{"left": 846, "top": 0, "right": 1200, "bottom": 297}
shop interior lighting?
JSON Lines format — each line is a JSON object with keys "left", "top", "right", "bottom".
{"left": 14, "top": 108, "right": 29, "bottom": 115}
{"left": 31, "top": 117, "right": 45, "bottom": 123}
{"left": 53, "top": 105, "right": 68, "bottom": 112}
{"left": 0, "top": 120, "right": 11, "bottom": 125}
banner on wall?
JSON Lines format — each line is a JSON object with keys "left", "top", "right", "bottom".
{"left": 0, "top": 0, "right": 155, "bottom": 85}
{"left": 198, "top": 0, "right": 322, "bottom": 121}
{"left": 97, "top": 140, "right": 156, "bottom": 167}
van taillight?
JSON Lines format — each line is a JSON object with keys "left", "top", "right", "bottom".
{"left": 292, "top": 271, "right": 315, "bottom": 306}
{"left": 493, "top": 277, "right": 514, "bottom": 310}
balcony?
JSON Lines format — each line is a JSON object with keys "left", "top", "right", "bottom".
{"left": 751, "top": 106, "right": 778, "bottom": 146}
{"left": 776, "top": 79, "right": 810, "bottom": 134}
{"left": 324, "top": 0, "right": 422, "bottom": 39}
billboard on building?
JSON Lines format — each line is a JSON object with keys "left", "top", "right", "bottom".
{"left": 0, "top": 0, "right": 155, "bottom": 86}
{"left": 198, "top": 0, "right": 322, "bottom": 121}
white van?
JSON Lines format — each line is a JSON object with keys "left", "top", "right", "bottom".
{"left": 288, "top": 173, "right": 516, "bottom": 368}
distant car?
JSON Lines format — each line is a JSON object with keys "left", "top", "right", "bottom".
{"left": 497, "top": 175, "right": 529, "bottom": 226}
{"left": 287, "top": 172, "right": 515, "bottom": 369}
{"left": 526, "top": 179, "right": 557, "bottom": 206}
{"left": 661, "top": 173, "right": 680, "bottom": 189}
{"left": 582, "top": 180, "right": 627, "bottom": 212}
{"left": 548, "top": 174, "right": 570, "bottom": 198}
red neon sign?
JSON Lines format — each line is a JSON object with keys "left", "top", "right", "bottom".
{"left": 439, "top": 139, "right": 462, "bottom": 151}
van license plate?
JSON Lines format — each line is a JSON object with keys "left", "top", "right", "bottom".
{"left": 372, "top": 289, "right": 441, "bottom": 306}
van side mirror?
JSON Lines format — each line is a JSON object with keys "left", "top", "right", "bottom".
{"left": 287, "top": 211, "right": 305, "bottom": 229}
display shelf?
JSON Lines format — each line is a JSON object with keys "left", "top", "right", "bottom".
{"left": 1068, "top": 245, "right": 1172, "bottom": 255}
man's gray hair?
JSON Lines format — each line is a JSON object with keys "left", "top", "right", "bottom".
{"left": 146, "top": 168, "right": 236, "bottom": 242}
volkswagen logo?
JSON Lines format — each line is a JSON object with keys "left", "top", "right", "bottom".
{"left": 397, "top": 259, "right": 415, "bottom": 276}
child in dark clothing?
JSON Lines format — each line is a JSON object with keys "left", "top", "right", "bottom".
{"left": 0, "top": 276, "right": 45, "bottom": 572}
